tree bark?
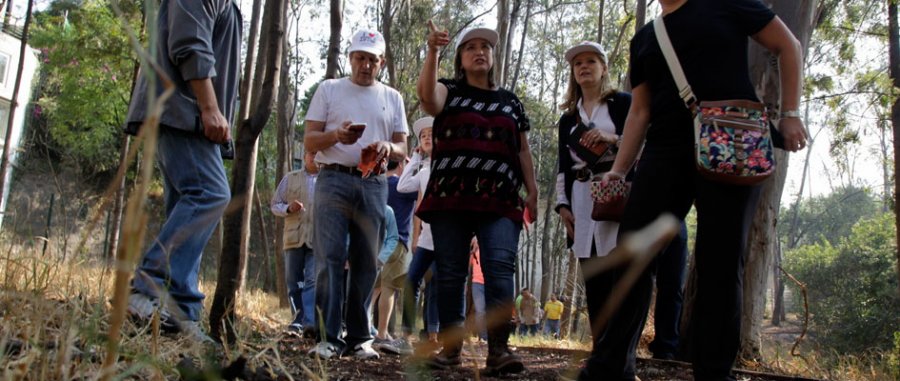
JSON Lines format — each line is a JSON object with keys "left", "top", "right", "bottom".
{"left": 495, "top": 0, "right": 510, "bottom": 88}
{"left": 273, "top": 32, "right": 294, "bottom": 307}
{"left": 597, "top": 0, "right": 606, "bottom": 43}
{"left": 888, "top": 0, "right": 900, "bottom": 295}
{"left": 210, "top": 0, "right": 286, "bottom": 344}
{"left": 0, "top": 0, "right": 32, "bottom": 212}
{"left": 239, "top": 0, "right": 264, "bottom": 121}
{"left": 325, "top": 0, "right": 342, "bottom": 79}
{"left": 739, "top": 0, "right": 816, "bottom": 361}
{"left": 509, "top": 0, "right": 532, "bottom": 91}
{"left": 382, "top": 0, "right": 395, "bottom": 87}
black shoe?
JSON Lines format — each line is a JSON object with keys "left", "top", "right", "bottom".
{"left": 426, "top": 347, "right": 461, "bottom": 370}
{"left": 482, "top": 347, "right": 524, "bottom": 376}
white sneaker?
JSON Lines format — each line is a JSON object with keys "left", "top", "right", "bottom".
{"left": 126, "top": 293, "right": 159, "bottom": 321}
{"left": 178, "top": 320, "right": 215, "bottom": 344}
{"left": 308, "top": 342, "right": 339, "bottom": 360}
{"left": 345, "top": 340, "right": 380, "bottom": 360}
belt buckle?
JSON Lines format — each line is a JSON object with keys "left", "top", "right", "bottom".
{"left": 575, "top": 168, "right": 591, "bottom": 182}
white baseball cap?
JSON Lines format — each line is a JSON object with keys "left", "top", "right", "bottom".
{"left": 412, "top": 117, "right": 434, "bottom": 139}
{"left": 564, "top": 41, "right": 607, "bottom": 64}
{"left": 455, "top": 27, "right": 499, "bottom": 50}
{"left": 349, "top": 29, "right": 386, "bottom": 56}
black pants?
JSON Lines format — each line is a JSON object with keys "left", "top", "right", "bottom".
{"left": 586, "top": 146, "right": 760, "bottom": 381}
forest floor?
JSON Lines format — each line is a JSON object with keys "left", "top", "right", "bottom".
{"left": 268, "top": 330, "right": 822, "bottom": 381}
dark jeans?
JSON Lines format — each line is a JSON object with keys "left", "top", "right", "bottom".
{"left": 312, "top": 169, "right": 387, "bottom": 350}
{"left": 649, "top": 223, "right": 688, "bottom": 358}
{"left": 401, "top": 247, "right": 439, "bottom": 335}
{"left": 285, "top": 244, "right": 317, "bottom": 328}
{"left": 430, "top": 214, "right": 520, "bottom": 341}
{"left": 584, "top": 146, "right": 760, "bottom": 381}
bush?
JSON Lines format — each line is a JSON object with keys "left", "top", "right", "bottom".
{"left": 891, "top": 331, "right": 900, "bottom": 380}
{"left": 784, "top": 213, "right": 900, "bottom": 353}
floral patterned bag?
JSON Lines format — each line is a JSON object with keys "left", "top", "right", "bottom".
{"left": 654, "top": 17, "right": 775, "bottom": 186}
{"left": 693, "top": 100, "right": 775, "bottom": 185}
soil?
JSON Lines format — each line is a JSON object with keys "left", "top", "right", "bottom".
{"left": 270, "top": 333, "right": 823, "bottom": 381}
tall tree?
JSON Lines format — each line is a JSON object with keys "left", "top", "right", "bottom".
{"left": 210, "top": 0, "right": 286, "bottom": 343}
{"left": 273, "top": 32, "right": 294, "bottom": 306}
{"left": 889, "top": 0, "right": 900, "bottom": 294}
{"left": 325, "top": 0, "right": 342, "bottom": 79}
{"left": 739, "top": 0, "right": 817, "bottom": 360}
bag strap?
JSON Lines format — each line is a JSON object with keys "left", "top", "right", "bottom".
{"left": 653, "top": 17, "right": 697, "bottom": 109}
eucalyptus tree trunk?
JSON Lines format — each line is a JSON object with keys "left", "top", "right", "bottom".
{"left": 597, "top": 0, "right": 606, "bottom": 43}
{"left": 738, "top": 0, "right": 816, "bottom": 360}
{"left": 210, "top": 0, "right": 286, "bottom": 344}
{"left": 382, "top": 0, "right": 395, "bottom": 86}
{"left": 273, "top": 34, "right": 294, "bottom": 307}
{"left": 509, "top": 0, "right": 532, "bottom": 91}
{"left": 325, "top": 0, "right": 342, "bottom": 79}
{"left": 495, "top": 0, "right": 510, "bottom": 87}
{"left": 889, "top": 0, "right": 900, "bottom": 293}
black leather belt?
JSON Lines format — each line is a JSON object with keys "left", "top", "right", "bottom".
{"left": 321, "top": 163, "right": 363, "bottom": 177}
{"left": 574, "top": 168, "right": 592, "bottom": 182}
{"left": 574, "top": 161, "right": 615, "bottom": 182}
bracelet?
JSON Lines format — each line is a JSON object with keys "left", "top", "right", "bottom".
{"left": 780, "top": 109, "right": 801, "bottom": 119}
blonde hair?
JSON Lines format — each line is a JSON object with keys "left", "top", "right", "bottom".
{"left": 560, "top": 52, "right": 616, "bottom": 115}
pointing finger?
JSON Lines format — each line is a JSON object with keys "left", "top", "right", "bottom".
{"left": 428, "top": 19, "right": 438, "bottom": 33}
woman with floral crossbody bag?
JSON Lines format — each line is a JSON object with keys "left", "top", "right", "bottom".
{"left": 595, "top": 0, "right": 807, "bottom": 380}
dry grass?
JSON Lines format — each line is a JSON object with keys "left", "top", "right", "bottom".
{"left": 1, "top": 233, "right": 894, "bottom": 380}
{"left": 0, "top": 236, "right": 299, "bottom": 380}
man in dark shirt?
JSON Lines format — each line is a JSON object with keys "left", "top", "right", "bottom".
{"left": 124, "top": 0, "right": 241, "bottom": 344}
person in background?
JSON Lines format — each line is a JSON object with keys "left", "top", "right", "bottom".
{"left": 599, "top": 0, "right": 807, "bottom": 379}
{"left": 398, "top": 117, "right": 440, "bottom": 354}
{"left": 469, "top": 238, "right": 487, "bottom": 342}
{"left": 369, "top": 205, "right": 403, "bottom": 354}
{"left": 125, "top": 0, "right": 241, "bottom": 344}
{"left": 417, "top": 21, "right": 538, "bottom": 375}
{"left": 270, "top": 150, "right": 319, "bottom": 336}
{"left": 303, "top": 29, "right": 408, "bottom": 360}
{"left": 517, "top": 288, "right": 540, "bottom": 336}
{"left": 543, "top": 294, "right": 564, "bottom": 339}
{"left": 553, "top": 41, "right": 633, "bottom": 377}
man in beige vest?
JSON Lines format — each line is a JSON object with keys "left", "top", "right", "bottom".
{"left": 271, "top": 150, "right": 318, "bottom": 335}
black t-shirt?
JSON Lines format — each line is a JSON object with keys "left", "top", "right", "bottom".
{"left": 629, "top": 0, "right": 775, "bottom": 148}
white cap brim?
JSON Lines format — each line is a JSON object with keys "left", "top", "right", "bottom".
{"left": 349, "top": 46, "right": 384, "bottom": 56}
{"left": 412, "top": 117, "right": 434, "bottom": 139}
{"left": 456, "top": 28, "right": 499, "bottom": 50}
{"left": 564, "top": 43, "right": 607, "bottom": 64}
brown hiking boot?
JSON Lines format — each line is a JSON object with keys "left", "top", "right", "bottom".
{"left": 426, "top": 343, "right": 461, "bottom": 370}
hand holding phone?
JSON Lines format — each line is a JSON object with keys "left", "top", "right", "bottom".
{"left": 348, "top": 123, "right": 367, "bottom": 133}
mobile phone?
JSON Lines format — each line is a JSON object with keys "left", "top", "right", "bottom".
{"left": 348, "top": 123, "right": 367, "bottom": 133}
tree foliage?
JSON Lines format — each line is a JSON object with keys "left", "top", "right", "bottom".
{"left": 779, "top": 185, "right": 880, "bottom": 248}
{"left": 783, "top": 212, "right": 900, "bottom": 352}
{"left": 30, "top": 0, "right": 141, "bottom": 175}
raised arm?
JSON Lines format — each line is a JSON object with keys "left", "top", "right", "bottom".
{"left": 752, "top": 16, "right": 807, "bottom": 152}
{"left": 417, "top": 20, "right": 450, "bottom": 116}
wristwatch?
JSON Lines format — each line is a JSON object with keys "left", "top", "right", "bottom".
{"left": 780, "top": 109, "right": 801, "bottom": 119}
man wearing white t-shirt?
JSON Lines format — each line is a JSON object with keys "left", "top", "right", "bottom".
{"left": 304, "top": 29, "right": 408, "bottom": 360}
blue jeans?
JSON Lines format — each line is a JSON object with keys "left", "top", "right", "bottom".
{"left": 472, "top": 282, "right": 487, "bottom": 339}
{"left": 402, "top": 247, "right": 439, "bottom": 335}
{"left": 545, "top": 319, "right": 560, "bottom": 338}
{"left": 285, "top": 244, "right": 317, "bottom": 328}
{"left": 313, "top": 169, "right": 386, "bottom": 350}
{"left": 430, "top": 214, "right": 520, "bottom": 340}
{"left": 132, "top": 127, "right": 230, "bottom": 322}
